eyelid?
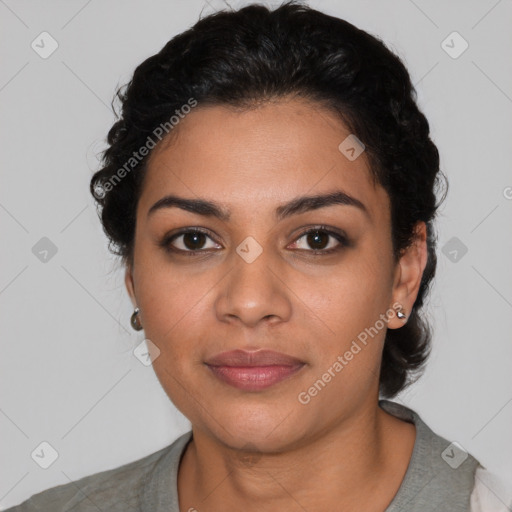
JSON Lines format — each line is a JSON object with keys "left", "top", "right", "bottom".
{"left": 158, "top": 226, "right": 221, "bottom": 253}
{"left": 160, "top": 225, "right": 350, "bottom": 255}
{"left": 289, "top": 225, "right": 350, "bottom": 252}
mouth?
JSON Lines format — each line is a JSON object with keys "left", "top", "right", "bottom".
{"left": 205, "top": 349, "right": 306, "bottom": 391}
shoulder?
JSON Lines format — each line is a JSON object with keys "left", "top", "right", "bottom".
{"left": 380, "top": 400, "right": 482, "bottom": 511}
{"left": 469, "top": 466, "right": 512, "bottom": 512}
{"left": 4, "top": 432, "right": 192, "bottom": 512}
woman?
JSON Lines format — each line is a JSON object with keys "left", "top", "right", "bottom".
{"left": 7, "top": 1, "right": 510, "bottom": 511}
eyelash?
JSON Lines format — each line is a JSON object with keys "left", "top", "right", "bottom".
{"left": 159, "top": 225, "right": 350, "bottom": 257}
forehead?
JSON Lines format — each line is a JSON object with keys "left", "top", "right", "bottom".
{"left": 138, "top": 98, "right": 388, "bottom": 222}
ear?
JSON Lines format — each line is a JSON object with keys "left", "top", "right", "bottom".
{"left": 388, "top": 221, "right": 428, "bottom": 329}
{"left": 125, "top": 264, "right": 137, "bottom": 308}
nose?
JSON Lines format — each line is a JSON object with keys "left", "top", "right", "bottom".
{"left": 214, "top": 244, "right": 292, "bottom": 328}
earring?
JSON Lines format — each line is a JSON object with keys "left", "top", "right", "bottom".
{"left": 396, "top": 306, "right": 407, "bottom": 320}
{"left": 130, "top": 307, "right": 143, "bottom": 331}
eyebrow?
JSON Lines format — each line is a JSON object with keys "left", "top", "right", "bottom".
{"left": 147, "top": 190, "right": 369, "bottom": 222}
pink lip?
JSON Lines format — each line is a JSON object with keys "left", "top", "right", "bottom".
{"left": 205, "top": 349, "right": 306, "bottom": 391}
{"left": 206, "top": 349, "right": 304, "bottom": 367}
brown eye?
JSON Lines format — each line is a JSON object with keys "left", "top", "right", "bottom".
{"left": 161, "top": 228, "right": 221, "bottom": 255}
{"left": 305, "top": 231, "right": 330, "bottom": 250}
{"left": 290, "top": 227, "right": 349, "bottom": 254}
{"left": 180, "top": 231, "right": 208, "bottom": 250}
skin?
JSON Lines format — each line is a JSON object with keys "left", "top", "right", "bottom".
{"left": 125, "top": 96, "right": 427, "bottom": 511}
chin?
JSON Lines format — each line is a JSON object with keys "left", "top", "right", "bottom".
{"left": 200, "top": 402, "right": 307, "bottom": 453}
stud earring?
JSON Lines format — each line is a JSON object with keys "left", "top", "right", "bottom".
{"left": 396, "top": 307, "right": 407, "bottom": 320}
{"left": 130, "top": 307, "right": 143, "bottom": 331}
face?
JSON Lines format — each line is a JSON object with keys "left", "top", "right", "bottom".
{"left": 125, "top": 97, "right": 426, "bottom": 452}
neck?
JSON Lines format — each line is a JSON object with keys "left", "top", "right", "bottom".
{"left": 177, "top": 398, "right": 416, "bottom": 512}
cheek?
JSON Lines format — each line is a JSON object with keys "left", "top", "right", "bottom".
{"left": 136, "top": 270, "right": 209, "bottom": 355}
{"left": 133, "top": 233, "right": 210, "bottom": 317}
{"left": 133, "top": 226, "right": 393, "bottom": 366}
{"left": 295, "top": 248, "right": 393, "bottom": 380}
{"left": 136, "top": 269, "right": 209, "bottom": 416}
{"left": 135, "top": 230, "right": 393, "bottom": 347}
{"left": 293, "top": 274, "right": 390, "bottom": 413}
{"left": 305, "top": 248, "right": 393, "bottom": 330}
{"left": 132, "top": 250, "right": 188, "bottom": 343}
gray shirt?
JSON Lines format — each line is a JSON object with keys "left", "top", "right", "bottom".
{"left": 5, "top": 399, "right": 480, "bottom": 511}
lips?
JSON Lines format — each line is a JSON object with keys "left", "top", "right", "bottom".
{"left": 205, "top": 349, "right": 306, "bottom": 391}
{"left": 205, "top": 349, "right": 304, "bottom": 367}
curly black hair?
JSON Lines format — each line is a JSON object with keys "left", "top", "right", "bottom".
{"left": 90, "top": 0, "right": 447, "bottom": 398}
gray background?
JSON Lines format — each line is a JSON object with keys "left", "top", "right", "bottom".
{"left": 1, "top": 0, "right": 511, "bottom": 508}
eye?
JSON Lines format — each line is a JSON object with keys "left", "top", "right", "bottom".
{"left": 160, "top": 225, "right": 349, "bottom": 257}
{"left": 289, "top": 226, "right": 349, "bottom": 254}
{"left": 161, "top": 228, "right": 221, "bottom": 255}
